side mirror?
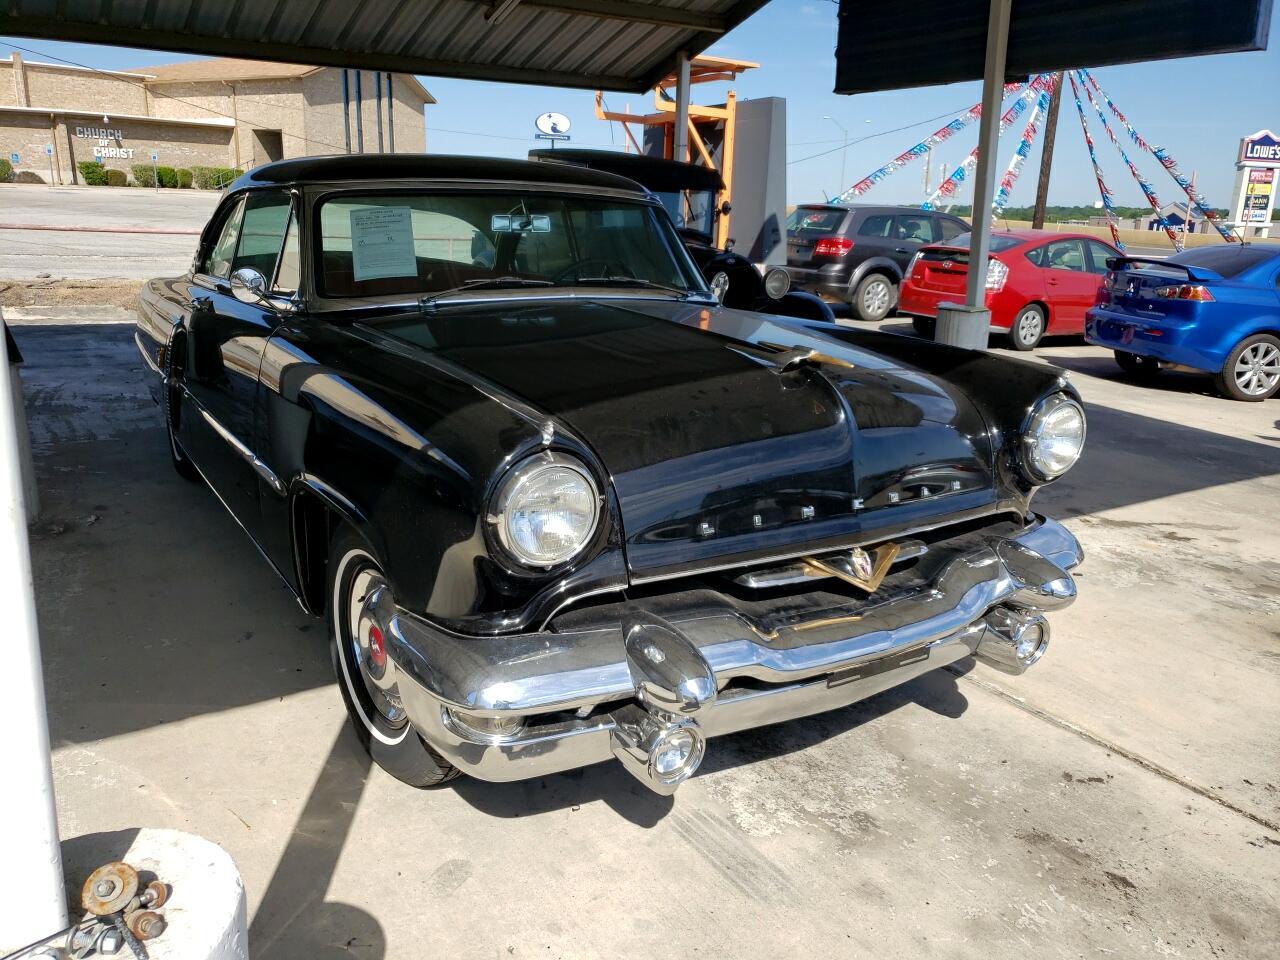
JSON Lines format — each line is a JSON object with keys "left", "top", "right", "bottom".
{"left": 230, "top": 267, "right": 268, "bottom": 305}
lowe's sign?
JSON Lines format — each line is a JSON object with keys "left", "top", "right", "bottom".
{"left": 1239, "top": 129, "right": 1280, "bottom": 165}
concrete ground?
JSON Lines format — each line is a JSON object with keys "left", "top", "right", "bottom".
{"left": 0, "top": 183, "right": 217, "bottom": 279}
{"left": 11, "top": 307, "right": 1278, "bottom": 959}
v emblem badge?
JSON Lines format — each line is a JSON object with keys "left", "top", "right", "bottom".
{"left": 803, "top": 542, "right": 902, "bottom": 594}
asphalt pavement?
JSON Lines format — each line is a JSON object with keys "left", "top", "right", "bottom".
{"left": 0, "top": 183, "right": 217, "bottom": 279}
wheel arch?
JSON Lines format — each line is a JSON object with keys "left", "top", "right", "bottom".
{"left": 849, "top": 258, "right": 903, "bottom": 292}
{"left": 289, "top": 475, "right": 382, "bottom": 616}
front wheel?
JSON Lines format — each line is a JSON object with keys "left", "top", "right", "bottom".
{"left": 851, "top": 274, "right": 895, "bottom": 322}
{"left": 327, "top": 527, "right": 459, "bottom": 787}
{"left": 1007, "top": 305, "right": 1046, "bottom": 351}
{"left": 1215, "top": 333, "right": 1280, "bottom": 402}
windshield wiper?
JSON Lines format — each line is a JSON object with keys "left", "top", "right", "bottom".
{"left": 568, "top": 276, "right": 695, "bottom": 298}
{"left": 418, "top": 277, "right": 553, "bottom": 311}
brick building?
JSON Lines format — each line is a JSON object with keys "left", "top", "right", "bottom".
{"left": 0, "top": 54, "right": 434, "bottom": 185}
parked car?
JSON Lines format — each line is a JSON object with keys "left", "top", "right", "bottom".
{"left": 1086, "top": 245, "right": 1280, "bottom": 401}
{"left": 530, "top": 148, "right": 833, "bottom": 323}
{"left": 899, "top": 229, "right": 1121, "bottom": 350}
{"left": 136, "top": 154, "right": 1085, "bottom": 795}
{"left": 786, "top": 204, "right": 971, "bottom": 321}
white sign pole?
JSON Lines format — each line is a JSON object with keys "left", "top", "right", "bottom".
{"left": 0, "top": 313, "right": 68, "bottom": 953}
{"left": 152, "top": 151, "right": 159, "bottom": 192}
{"left": 45, "top": 145, "right": 55, "bottom": 189}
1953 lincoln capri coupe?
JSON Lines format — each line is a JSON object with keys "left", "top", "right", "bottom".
{"left": 136, "top": 155, "right": 1085, "bottom": 795}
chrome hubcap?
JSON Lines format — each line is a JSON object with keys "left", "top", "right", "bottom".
{"left": 1233, "top": 342, "right": 1280, "bottom": 395}
{"left": 863, "top": 279, "right": 891, "bottom": 314}
{"left": 1017, "top": 310, "right": 1043, "bottom": 344}
{"left": 348, "top": 568, "right": 406, "bottom": 725}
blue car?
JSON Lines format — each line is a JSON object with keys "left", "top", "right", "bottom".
{"left": 1085, "top": 245, "right": 1280, "bottom": 401}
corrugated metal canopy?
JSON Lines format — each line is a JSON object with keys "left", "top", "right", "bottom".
{"left": 0, "top": 0, "right": 772, "bottom": 92}
{"left": 836, "top": 0, "right": 1273, "bottom": 94}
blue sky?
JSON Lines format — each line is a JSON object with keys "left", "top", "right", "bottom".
{"left": 4, "top": 2, "right": 1276, "bottom": 210}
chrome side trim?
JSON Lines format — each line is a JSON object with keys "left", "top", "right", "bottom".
{"left": 196, "top": 405, "right": 287, "bottom": 497}
{"left": 135, "top": 330, "right": 162, "bottom": 375}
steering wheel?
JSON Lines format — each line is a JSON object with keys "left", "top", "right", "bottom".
{"left": 551, "top": 258, "right": 635, "bottom": 284}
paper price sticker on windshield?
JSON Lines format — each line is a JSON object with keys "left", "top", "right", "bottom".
{"left": 350, "top": 206, "right": 417, "bottom": 281}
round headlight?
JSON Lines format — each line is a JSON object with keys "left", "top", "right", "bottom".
{"left": 763, "top": 266, "right": 791, "bottom": 299}
{"left": 1021, "top": 394, "right": 1086, "bottom": 482}
{"left": 491, "top": 452, "right": 600, "bottom": 568}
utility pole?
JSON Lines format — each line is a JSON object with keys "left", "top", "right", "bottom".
{"left": 1032, "top": 70, "right": 1065, "bottom": 230}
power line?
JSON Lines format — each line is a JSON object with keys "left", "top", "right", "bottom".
{"left": 788, "top": 105, "right": 977, "bottom": 167}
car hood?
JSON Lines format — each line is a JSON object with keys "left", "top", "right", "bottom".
{"left": 371, "top": 298, "right": 997, "bottom": 579}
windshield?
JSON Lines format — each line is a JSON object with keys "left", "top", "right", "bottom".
{"left": 653, "top": 188, "right": 717, "bottom": 237}
{"left": 943, "top": 232, "right": 1027, "bottom": 253}
{"left": 315, "top": 191, "right": 704, "bottom": 300}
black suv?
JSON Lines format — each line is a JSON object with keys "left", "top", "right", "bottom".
{"left": 787, "top": 204, "right": 970, "bottom": 320}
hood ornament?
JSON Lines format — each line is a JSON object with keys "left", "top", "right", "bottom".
{"left": 803, "top": 542, "right": 902, "bottom": 594}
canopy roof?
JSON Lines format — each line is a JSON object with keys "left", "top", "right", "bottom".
{"left": 1, "top": 0, "right": 772, "bottom": 93}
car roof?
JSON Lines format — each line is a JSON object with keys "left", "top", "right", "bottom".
{"left": 794, "top": 203, "right": 963, "bottom": 217}
{"left": 228, "top": 153, "right": 650, "bottom": 194}
{"left": 527, "top": 148, "right": 724, "bottom": 192}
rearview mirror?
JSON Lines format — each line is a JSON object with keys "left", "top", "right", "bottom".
{"left": 230, "top": 267, "right": 268, "bottom": 305}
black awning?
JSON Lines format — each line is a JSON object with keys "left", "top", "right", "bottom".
{"left": 835, "top": 0, "right": 1273, "bottom": 94}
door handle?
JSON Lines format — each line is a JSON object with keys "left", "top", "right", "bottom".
{"left": 1046, "top": 278, "right": 1059, "bottom": 285}
{"left": 895, "top": 247, "right": 909, "bottom": 254}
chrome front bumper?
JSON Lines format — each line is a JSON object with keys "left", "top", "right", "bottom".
{"left": 382, "top": 516, "right": 1082, "bottom": 793}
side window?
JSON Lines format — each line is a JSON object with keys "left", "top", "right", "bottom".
{"left": 938, "top": 218, "right": 967, "bottom": 241}
{"left": 203, "top": 197, "right": 245, "bottom": 279}
{"left": 856, "top": 214, "right": 894, "bottom": 238}
{"left": 1085, "top": 240, "right": 1115, "bottom": 274}
{"left": 1024, "top": 244, "right": 1045, "bottom": 267}
{"left": 1044, "top": 238, "right": 1086, "bottom": 272}
{"left": 232, "top": 191, "right": 293, "bottom": 281}
{"left": 897, "top": 217, "right": 936, "bottom": 243}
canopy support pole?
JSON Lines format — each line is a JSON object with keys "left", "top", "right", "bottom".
{"left": 964, "top": 0, "right": 1011, "bottom": 311}
{"left": 673, "top": 51, "right": 691, "bottom": 163}
{"left": 938, "top": 0, "right": 1011, "bottom": 349}
{"left": 0, "top": 314, "right": 67, "bottom": 954}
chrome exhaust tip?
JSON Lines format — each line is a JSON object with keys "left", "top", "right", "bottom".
{"left": 976, "top": 607, "right": 1050, "bottom": 675}
{"left": 609, "top": 705, "right": 706, "bottom": 796}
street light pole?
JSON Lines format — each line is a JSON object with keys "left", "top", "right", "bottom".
{"left": 823, "top": 115, "right": 848, "bottom": 197}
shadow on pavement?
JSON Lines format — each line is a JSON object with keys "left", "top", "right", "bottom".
{"left": 248, "top": 724, "right": 385, "bottom": 960}
{"left": 452, "top": 665, "right": 969, "bottom": 825}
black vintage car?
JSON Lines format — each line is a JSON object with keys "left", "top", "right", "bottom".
{"left": 137, "top": 154, "right": 1085, "bottom": 795}
{"left": 529, "top": 148, "right": 833, "bottom": 322}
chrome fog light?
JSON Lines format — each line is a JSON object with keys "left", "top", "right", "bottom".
{"left": 975, "top": 607, "right": 1050, "bottom": 675}
{"left": 609, "top": 706, "right": 706, "bottom": 795}
{"left": 653, "top": 728, "right": 700, "bottom": 778}
{"left": 447, "top": 709, "right": 526, "bottom": 742}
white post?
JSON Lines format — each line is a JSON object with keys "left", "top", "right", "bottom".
{"left": 673, "top": 51, "right": 691, "bottom": 163}
{"left": 0, "top": 313, "right": 67, "bottom": 953}
{"left": 937, "top": 0, "right": 1012, "bottom": 348}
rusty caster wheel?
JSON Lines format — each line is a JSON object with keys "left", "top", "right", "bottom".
{"left": 81, "top": 862, "right": 139, "bottom": 916}
{"left": 126, "top": 909, "right": 167, "bottom": 941}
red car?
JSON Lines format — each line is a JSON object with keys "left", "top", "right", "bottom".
{"left": 898, "top": 229, "right": 1120, "bottom": 350}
